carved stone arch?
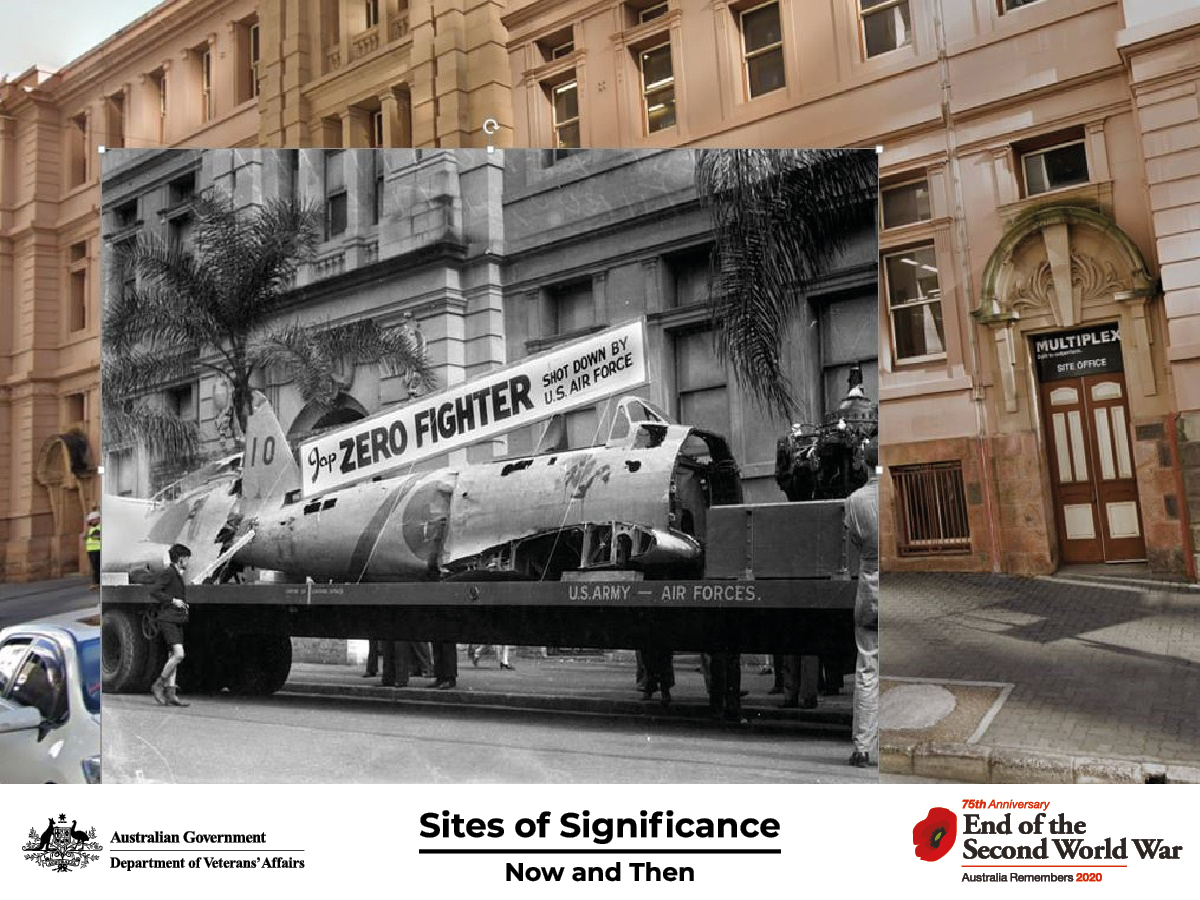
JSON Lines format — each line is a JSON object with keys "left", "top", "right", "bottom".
{"left": 972, "top": 204, "right": 1160, "bottom": 414}
{"left": 35, "top": 430, "right": 96, "bottom": 576}
{"left": 286, "top": 392, "right": 369, "bottom": 443}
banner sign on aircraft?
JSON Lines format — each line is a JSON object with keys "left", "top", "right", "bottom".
{"left": 299, "top": 319, "right": 648, "bottom": 496}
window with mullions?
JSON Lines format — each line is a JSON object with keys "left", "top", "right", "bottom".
{"left": 324, "top": 150, "right": 347, "bottom": 239}
{"left": 201, "top": 49, "right": 214, "bottom": 122}
{"left": 884, "top": 245, "right": 944, "bottom": 361}
{"left": 640, "top": 42, "right": 676, "bottom": 134}
{"left": 248, "top": 22, "right": 261, "bottom": 99}
{"left": 860, "top": 0, "right": 911, "bottom": 58}
{"left": 551, "top": 80, "right": 580, "bottom": 158}
{"left": 741, "top": 1, "right": 784, "bottom": 99}
{"left": 881, "top": 177, "right": 930, "bottom": 229}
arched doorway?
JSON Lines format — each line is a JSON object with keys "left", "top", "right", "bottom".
{"left": 974, "top": 204, "right": 1161, "bottom": 566}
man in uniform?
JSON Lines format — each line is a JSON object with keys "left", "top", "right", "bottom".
{"left": 150, "top": 544, "right": 193, "bottom": 708}
{"left": 845, "top": 439, "right": 879, "bottom": 768}
{"left": 83, "top": 511, "right": 101, "bottom": 590}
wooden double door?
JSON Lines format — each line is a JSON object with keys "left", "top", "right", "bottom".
{"left": 1040, "top": 372, "right": 1146, "bottom": 564}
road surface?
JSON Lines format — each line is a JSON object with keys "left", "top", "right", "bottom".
{"left": 103, "top": 692, "right": 873, "bottom": 784}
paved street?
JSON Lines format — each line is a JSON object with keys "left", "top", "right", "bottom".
{"left": 0, "top": 576, "right": 96, "bottom": 628}
{"left": 882, "top": 571, "right": 1200, "bottom": 779}
{"left": 102, "top": 690, "right": 873, "bottom": 784}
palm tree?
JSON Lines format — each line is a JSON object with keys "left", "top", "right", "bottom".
{"left": 102, "top": 190, "right": 434, "bottom": 469}
{"left": 694, "top": 148, "right": 878, "bottom": 420}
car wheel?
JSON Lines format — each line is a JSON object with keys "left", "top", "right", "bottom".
{"left": 102, "top": 608, "right": 149, "bottom": 693}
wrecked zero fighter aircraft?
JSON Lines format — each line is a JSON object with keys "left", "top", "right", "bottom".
{"left": 103, "top": 394, "right": 743, "bottom": 584}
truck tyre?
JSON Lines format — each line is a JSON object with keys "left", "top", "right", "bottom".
{"left": 102, "top": 608, "right": 149, "bottom": 693}
{"left": 228, "top": 634, "right": 292, "bottom": 696}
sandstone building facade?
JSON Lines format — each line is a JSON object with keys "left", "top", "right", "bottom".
{"left": 3, "top": 0, "right": 1198, "bottom": 580}
{"left": 501, "top": 0, "right": 1200, "bottom": 577}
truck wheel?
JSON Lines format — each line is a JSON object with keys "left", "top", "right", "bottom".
{"left": 175, "top": 632, "right": 229, "bottom": 695}
{"left": 102, "top": 608, "right": 149, "bottom": 693}
{"left": 228, "top": 634, "right": 292, "bottom": 696}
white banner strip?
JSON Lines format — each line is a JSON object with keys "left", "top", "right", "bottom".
{"left": 4, "top": 784, "right": 1198, "bottom": 896}
{"left": 299, "top": 319, "right": 648, "bottom": 497}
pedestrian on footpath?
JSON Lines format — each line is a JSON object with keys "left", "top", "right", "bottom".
{"left": 83, "top": 510, "right": 101, "bottom": 590}
{"left": 472, "top": 644, "right": 514, "bottom": 669}
{"left": 150, "top": 543, "right": 193, "bottom": 708}
{"left": 846, "top": 439, "right": 879, "bottom": 768}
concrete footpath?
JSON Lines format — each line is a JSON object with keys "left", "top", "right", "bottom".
{"left": 882, "top": 571, "right": 1200, "bottom": 784}
{"left": 284, "top": 652, "right": 853, "bottom": 735}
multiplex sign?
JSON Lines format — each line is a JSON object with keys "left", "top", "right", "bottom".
{"left": 1032, "top": 323, "right": 1124, "bottom": 383}
{"left": 299, "top": 320, "right": 648, "bottom": 496}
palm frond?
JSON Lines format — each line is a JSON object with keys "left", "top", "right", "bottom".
{"left": 102, "top": 402, "right": 200, "bottom": 462}
{"left": 695, "top": 148, "right": 878, "bottom": 419}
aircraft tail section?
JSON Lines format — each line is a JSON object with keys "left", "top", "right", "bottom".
{"left": 241, "top": 392, "right": 302, "bottom": 506}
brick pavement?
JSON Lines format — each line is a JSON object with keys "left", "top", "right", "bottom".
{"left": 882, "top": 572, "right": 1200, "bottom": 770}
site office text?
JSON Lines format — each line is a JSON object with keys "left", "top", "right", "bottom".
{"left": 960, "top": 808, "right": 1182, "bottom": 862}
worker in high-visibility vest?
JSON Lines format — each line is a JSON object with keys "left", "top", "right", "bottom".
{"left": 84, "top": 510, "right": 101, "bottom": 590}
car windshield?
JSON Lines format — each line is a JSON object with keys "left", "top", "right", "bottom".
{"left": 76, "top": 638, "right": 101, "bottom": 715}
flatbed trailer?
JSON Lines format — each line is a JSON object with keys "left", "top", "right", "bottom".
{"left": 101, "top": 577, "right": 855, "bottom": 696}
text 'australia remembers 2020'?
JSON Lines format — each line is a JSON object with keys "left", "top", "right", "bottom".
{"left": 299, "top": 320, "right": 649, "bottom": 496}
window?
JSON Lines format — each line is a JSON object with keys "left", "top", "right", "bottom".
{"left": 639, "top": 2, "right": 669, "bottom": 23}
{"left": 149, "top": 68, "right": 167, "bottom": 142}
{"left": 110, "top": 447, "right": 136, "bottom": 496}
{"left": 165, "top": 382, "right": 198, "bottom": 422}
{"left": 860, "top": 0, "right": 911, "bottom": 58}
{"left": 1002, "top": 0, "right": 1044, "bottom": 10}
{"left": 106, "top": 92, "right": 126, "bottom": 149}
{"left": 640, "top": 43, "right": 676, "bottom": 134}
{"left": 0, "top": 639, "right": 32, "bottom": 696}
{"left": 287, "top": 149, "right": 301, "bottom": 200}
{"left": 169, "top": 214, "right": 194, "bottom": 248}
{"left": 884, "top": 245, "right": 944, "bottom": 361}
{"left": 675, "top": 328, "right": 729, "bottom": 436}
{"left": 373, "top": 151, "right": 384, "bottom": 225}
{"left": 365, "top": 0, "right": 380, "bottom": 28}
{"left": 201, "top": 48, "right": 213, "bottom": 122}
{"left": 666, "top": 245, "right": 711, "bottom": 308}
{"left": 881, "top": 177, "right": 930, "bottom": 228}
{"left": 249, "top": 22, "right": 261, "bottom": 98}
{"left": 1020, "top": 137, "right": 1088, "bottom": 196}
{"left": 68, "top": 113, "right": 88, "bottom": 187}
{"left": 169, "top": 172, "right": 196, "bottom": 205}
{"left": 741, "top": 1, "right": 784, "bottom": 98}
{"left": 370, "top": 109, "right": 385, "bottom": 147}
{"left": 324, "top": 150, "right": 347, "bottom": 239}
{"left": 66, "top": 393, "right": 86, "bottom": 427}
{"left": 112, "top": 200, "right": 138, "bottom": 231}
{"left": 8, "top": 640, "right": 68, "bottom": 722}
{"left": 113, "top": 238, "right": 137, "bottom": 301}
{"left": 547, "top": 280, "right": 594, "bottom": 335}
{"left": 893, "top": 461, "right": 971, "bottom": 556}
{"left": 551, "top": 80, "right": 581, "bottom": 158}
{"left": 68, "top": 241, "right": 87, "bottom": 332}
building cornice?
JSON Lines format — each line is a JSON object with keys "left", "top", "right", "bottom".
{"left": 45, "top": 0, "right": 239, "bottom": 108}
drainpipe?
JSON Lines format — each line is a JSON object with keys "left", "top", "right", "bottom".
{"left": 932, "top": 0, "right": 1003, "bottom": 572}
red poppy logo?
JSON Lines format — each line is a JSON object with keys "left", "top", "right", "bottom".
{"left": 913, "top": 807, "right": 957, "bottom": 862}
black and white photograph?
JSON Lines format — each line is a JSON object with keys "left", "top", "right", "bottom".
{"left": 97, "top": 146, "right": 879, "bottom": 783}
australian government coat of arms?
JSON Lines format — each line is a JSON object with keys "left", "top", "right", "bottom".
{"left": 22, "top": 814, "right": 102, "bottom": 872}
